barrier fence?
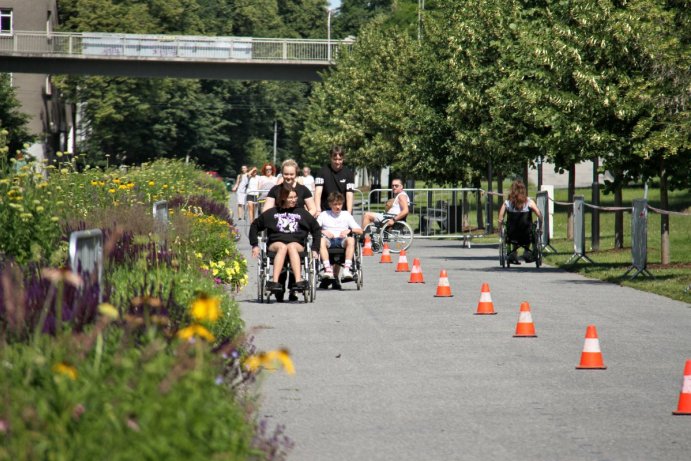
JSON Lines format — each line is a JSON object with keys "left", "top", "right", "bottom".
{"left": 531, "top": 190, "right": 689, "bottom": 278}
{"left": 366, "top": 188, "right": 487, "bottom": 247}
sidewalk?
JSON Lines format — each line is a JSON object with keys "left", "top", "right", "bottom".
{"left": 236, "top": 228, "right": 691, "bottom": 461}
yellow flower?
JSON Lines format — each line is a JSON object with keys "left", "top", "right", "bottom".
{"left": 53, "top": 362, "right": 78, "bottom": 380}
{"left": 244, "top": 349, "right": 295, "bottom": 375}
{"left": 98, "top": 303, "right": 120, "bottom": 320}
{"left": 108, "top": 188, "right": 116, "bottom": 194}
{"left": 177, "top": 324, "right": 215, "bottom": 342}
{"left": 148, "top": 181, "right": 155, "bottom": 186}
{"left": 190, "top": 294, "right": 221, "bottom": 323}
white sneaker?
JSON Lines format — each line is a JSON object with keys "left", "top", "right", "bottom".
{"left": 322, "top": 269, "right": 334, "bottom": 280}
{"left": 341, "top": 267, "right": 354, "bottom": 282}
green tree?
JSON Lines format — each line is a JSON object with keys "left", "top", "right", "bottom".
{"left": 0, "top": 74, "right": 34, "bottom": 160}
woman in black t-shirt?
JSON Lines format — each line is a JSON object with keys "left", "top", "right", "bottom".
{"left": 250, "top": 188, "right": 320, "bottom": 291}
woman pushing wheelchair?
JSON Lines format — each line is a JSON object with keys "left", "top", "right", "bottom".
{"left": 498, "top": 179, "right": 542, "bottom": 265}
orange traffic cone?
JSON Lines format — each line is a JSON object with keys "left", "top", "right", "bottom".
{"left": 362, "top": 235, "right": 374, "bottom": 256}
{"left": 474, "top": 283, "right": 497, "bottom": 315}
{"left": 434, "top": 270, "right": 453, "bottom": 297}
{"left": 673, "top": 360, "right": 691, "bottom": 415}
{"left": 380, "top": 243, "right": 392, "bottom": 263}
{"left": 513, "top": 302, "right": 537, "bottom": 337}
{"left": 408, "top": 258, "right": 425, "bottom": 283}
{"left": 395, "top": 249, "right": 410, "bottom": 272}
{"left": 576, "top": 325, "right": 607, "bottom": 369}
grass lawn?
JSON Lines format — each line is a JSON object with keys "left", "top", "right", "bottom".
{"left": 537, "top": 184, "right": 691, "bottom": 303}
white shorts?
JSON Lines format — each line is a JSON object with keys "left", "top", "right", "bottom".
{"left": 236, "top": 192, "right": 247, "bottom": 205}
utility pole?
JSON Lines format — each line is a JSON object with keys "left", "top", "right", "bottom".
{"left": 273, "top": 120, "right": 278, "bottom": 167}
{"left": 418, "top": 0, "right": 425, "bottom": 42}
{"left": 327, "top": 9, "right": 333, "bottom": 62}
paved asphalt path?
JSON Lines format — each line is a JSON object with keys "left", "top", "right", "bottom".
{"left": 234, "top": 218, "right": 691, "bottom": 461}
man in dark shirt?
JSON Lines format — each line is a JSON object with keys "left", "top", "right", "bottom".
{"left": 314, "top": 146, "right": 355, "bottom": 215}
{"left": 314, "top": 146, "right": 355, "bottom": 289}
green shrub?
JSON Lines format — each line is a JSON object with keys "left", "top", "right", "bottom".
{"left": 0, "top": 331, "right": 256, "bottom": 461}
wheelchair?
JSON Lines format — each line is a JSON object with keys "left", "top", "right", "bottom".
{"left": 256, "top": 234, "right": 317, "bottom": 303}
{"left": 363, "top": 215, "right": 413, "bottom": 254}
{"left": 319, "top": 233, "right": 364, "bottom": 290}
{"left": 499, "top": 211, "right": 543, "bottom": 268}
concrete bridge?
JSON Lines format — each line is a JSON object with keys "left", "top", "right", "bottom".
{"left": 0, "top": 30, "right": 353, "bottom": 81}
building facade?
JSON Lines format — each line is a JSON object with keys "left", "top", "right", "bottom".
{"left": 1, "top": 0, "right": 68, "bottom": 160}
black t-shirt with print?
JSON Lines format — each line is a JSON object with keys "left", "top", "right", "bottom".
{"left": 266, "top": 183, "right": 312, "bottom": 208}
{"left": 249, "top": 206, "right": 321, "bottom": 251}
{"left": 314, "top": 165, "right": 355, "bottom": 212}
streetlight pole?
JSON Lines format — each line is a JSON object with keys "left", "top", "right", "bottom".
{"left": 273, "top": 120, "right": 278, "bottom": 167}
{"left": 418, "top": 0, "right": 425, "bottom": 42}
{"left": 327, "top": 9, "right": 334, "bottom": 62}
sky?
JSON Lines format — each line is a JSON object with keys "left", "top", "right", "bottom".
{"left": 329, "top": 0, "right": 342, "bottom": 9}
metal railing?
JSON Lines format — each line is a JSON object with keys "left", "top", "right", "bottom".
{"left": 366, "top": 188, "right": 489, "bottom": 247}
{"left": 0, "top": 30, "right": 353, "bottom": 63}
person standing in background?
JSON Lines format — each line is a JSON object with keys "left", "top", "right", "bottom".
{"left": 302, "top": 166, "right": 315, "bottom": 194}
{"left": 231, "top": 165, "right": 249, "bottom": 220}
{"left": 246, "top": 167, "right": 259, "bottom": 221}
{"left": 257, "top": 163, "right": 278, "bottom": 203}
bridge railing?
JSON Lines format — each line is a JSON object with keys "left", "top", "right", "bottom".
{"left": 0, "top": 31, "right": 353, "bottom": 63}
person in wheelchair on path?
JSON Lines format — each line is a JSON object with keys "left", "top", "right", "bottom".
{"left": 498, "top": 179, "right": 542, "bottom": 265}
{"left": 361, "top": 178, "right": 410, "bottom": 230}
{"left": 249, "top": 184, "right": 321, "bottom": 293}
{"left": 317, "top": 192, "right": 363, "bottom": 289}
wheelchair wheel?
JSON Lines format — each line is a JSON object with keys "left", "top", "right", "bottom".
{"left": 257, "top": 259, "right": 266, "bottom": 303}
{"left": 363, "top": 223, "right": 382, "bottom": 253}
{"left": 499, "top": 226, "right": 506, "bottom": 268}
{"left": 533, "top": 225, "right": 543, "bottom": 268}
{"left": 380, "top": 221, "right": 413, "bottom": 253}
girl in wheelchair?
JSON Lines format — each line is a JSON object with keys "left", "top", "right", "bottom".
{"left": 249, "top": 185, "right": 321, "bottom": 293}
{"left": 498, "top": 179, "right": 542, "bottom": 265}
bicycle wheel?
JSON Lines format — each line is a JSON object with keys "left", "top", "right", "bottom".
{"left": 380, "top": 221, "right": 413, "bottom": 253}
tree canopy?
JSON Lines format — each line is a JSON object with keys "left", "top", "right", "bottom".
{"left": 55, "top": 0, "right": 329, "bottom": 175}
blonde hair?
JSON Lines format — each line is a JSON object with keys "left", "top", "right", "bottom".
{"left": 281, "top": 158, "right": 299, "bottom": 175}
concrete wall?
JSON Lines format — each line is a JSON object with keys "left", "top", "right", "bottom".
{"left": 2, "top": 0, "right": 60, "bottom": 158}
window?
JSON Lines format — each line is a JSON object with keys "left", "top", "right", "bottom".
{"left": 0, "top": 8, "right": 12, "bottom": 35}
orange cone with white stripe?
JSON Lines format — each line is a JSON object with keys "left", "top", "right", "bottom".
{"left": 434, "top": 270, "right": 453, "bottom": 297}
{"left": 513, "top": 302, "right": 537, "bottom": 337}
{"left": 673, "top": 360, "right": 691, "bottom": 415}
{"left": 408, "top": 258, "right": 425, "bottom": 283}
{"left": 379, "top": 243, "right": 392, "bottom": 263}
{"left": 395, "top": 249, "right": 410, "bottom": 272}
{"left": 474, "top": 283, "right": 497, "bottom": 315}
{"left": 362, "top": 235, "right": 374, "bottom": 256}
{"left": 576, "top": 325, "right": 607, "bottom": 369}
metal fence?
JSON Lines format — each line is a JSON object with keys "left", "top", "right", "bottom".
{"left": 0, "top": 30, "right": 353, "bottom": 63}
{"left": 366, "top": 188, "right": 488, "bottom": 247}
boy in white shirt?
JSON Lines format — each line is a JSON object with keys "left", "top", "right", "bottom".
{"left": 317, "top": 192, "right": 363, "bottom": 284}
